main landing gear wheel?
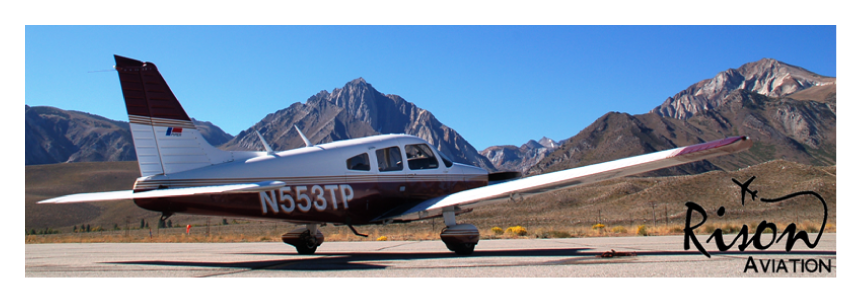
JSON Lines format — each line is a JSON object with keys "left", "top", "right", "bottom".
{"left": 440, "top": 223, "right": 480, "bottom": 255}
{"left": 282, "top": 225, "right": 325, "bottom": 255}
{"left": 295, "top": 230, "right": 318, "bottom": 255}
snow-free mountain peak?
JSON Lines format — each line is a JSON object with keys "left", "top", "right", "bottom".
{"left": 651, "top": 58, "right": 835, "bottom": 120}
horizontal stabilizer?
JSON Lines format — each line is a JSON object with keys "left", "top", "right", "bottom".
{"left": 37, "top": 190, "right": 136, "bottom": 204}
{"left": 38, "top": 181, "right": 285, "bottom": 204}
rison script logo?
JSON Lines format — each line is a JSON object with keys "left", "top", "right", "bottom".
{"left": 682, "top": 176, "right": 831, "bottom": 273}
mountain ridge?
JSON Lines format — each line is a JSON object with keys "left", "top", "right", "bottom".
{"left": 220, "top": 78, "right": 496, "bottom": 171}
{"left": 530, "top": 86, "right": 835, "bottom": 176}
{"left": 651, "top": 58, "right": 835, "bottom": 120}
{"left": 26, "top": 58, "right": 834, "bottom": 178}
{"left": 25, "top": 105, "right": 234, "bottom": 166}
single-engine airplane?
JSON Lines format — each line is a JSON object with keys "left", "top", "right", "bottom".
{"left": 39, "top": 55, "right": 753, "bottom": 255}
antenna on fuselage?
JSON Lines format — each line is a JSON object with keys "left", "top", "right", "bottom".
{"left": 294, "top": 125, "right": 314, "bottom": 147}
{"left": 255, "top": 130, "right": 274, "bottom": 154}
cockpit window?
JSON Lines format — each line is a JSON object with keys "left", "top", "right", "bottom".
{"left": 376, "top": 146, "right": 403, "bottom": 172}
{"left": 405, "top": 144, "right": 439, "bottom": 170}
{"left": 346, "top": 153, "right": 370, "bottom": 171}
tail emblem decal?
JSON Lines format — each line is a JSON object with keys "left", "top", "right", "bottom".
{"left": 166, "top": 127, "right": 184, "bottom": 137}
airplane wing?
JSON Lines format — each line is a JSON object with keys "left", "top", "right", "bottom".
{"left": 375, "top": 136, "right": 752, "bottom": 222}
{"left": 37, "top": 181, "right": 286, "bottom": 204}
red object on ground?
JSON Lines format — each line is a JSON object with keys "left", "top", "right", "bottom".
{"left": 186, "top": 225, "right": 191, "bottom": 234}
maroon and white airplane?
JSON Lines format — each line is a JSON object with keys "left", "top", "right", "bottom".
{"left": 39, "top": 55, "right": 753, "bottom": 255}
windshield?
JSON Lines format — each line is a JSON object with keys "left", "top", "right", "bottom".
{"left": 438, "top": 149, "right": 454, "bottom": 168}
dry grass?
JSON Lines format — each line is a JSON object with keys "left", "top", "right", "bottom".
{"left": 24, "top": 219, "right": 836, "bottom": 244}
{"left": 455, "top": 159, "right": 835, "bottom": 235}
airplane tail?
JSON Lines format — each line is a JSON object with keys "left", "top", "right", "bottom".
{"left": 114, "top": 55, "right": 235, "bottom": 176}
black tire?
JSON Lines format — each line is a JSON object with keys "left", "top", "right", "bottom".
{"left": 295, "top": 230, "right": 318, "bottom": 255}
{"left": 447, "top": 243, "right": 475, "bottom": 255}
{"left": 295, "top": 245, "right": 318, "bottom": 255}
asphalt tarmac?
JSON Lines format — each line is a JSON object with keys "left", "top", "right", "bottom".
{"left": 25, "top": 234, "right": 836, "bottom": 277}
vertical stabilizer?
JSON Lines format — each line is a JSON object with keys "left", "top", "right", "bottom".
{"left": 114, "top": 55, "right": 234, "bottom": 176}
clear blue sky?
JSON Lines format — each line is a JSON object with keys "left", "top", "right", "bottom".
{"left": 25, "top": 26, "right": 835, "bottom": 150}
{"left": 25, "top": 291, "right": 836, "bottom": 303}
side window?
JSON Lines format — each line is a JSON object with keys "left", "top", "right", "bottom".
{"left": 405, "top": 144, "right": 439, "bottom": 170}
{"left": 375, "top": 146, "right": 403, "bottom": 172}
{"left": 346, "top": 153, "right": 370, "bottom": 171}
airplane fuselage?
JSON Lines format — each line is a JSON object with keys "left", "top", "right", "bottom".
{"left": 131, "top": 134, "right": 488, "bottom": 225}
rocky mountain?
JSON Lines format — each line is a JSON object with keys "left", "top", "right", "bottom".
{"left": 538, "top": 137, "right": 560, "bottom": 149}
{"left": 220, "top": 78, "right": 496, "bottom": 171}
{"left": 530, "top": 67, "right": 836, "bottom": 176}
{"left": 652, "top": 58, "right": 835, "bottom": 120}
{"left": 27, "top": 58, "right": 834, "bottom": 178}
{"left": 480, "top": 137, "right": 560, "bottom": 174}
{"left": 191, "top": 118, "right": 234, "bottom": 146}
{"left": 25, "top": 105, "right": 234, "bottom": 165}
{"left": 26, "top": 105, "right": 135, "bottom": 165}
{"left": 480, "top": 60, "right": 836, "bottom": 176}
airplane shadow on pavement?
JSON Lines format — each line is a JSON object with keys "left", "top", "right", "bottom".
{"left": 103, "top": 248, "right": 836, "bottom": 271}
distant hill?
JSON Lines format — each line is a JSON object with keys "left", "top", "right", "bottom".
{"left": 25, "top": 79, "right": 495, "bottom": 171}
{"left": 25, "top": 105, "right": 234, "bottom": 165}
{"left": 530, "top": 59, "right": 836, "bottom": 176}
{"left": 25, "top": 161, "right": 154, "bottom": 230}
{"left": 480, "top": 137, "right": 560, "bottom": 174}
{"left": 26, "top": 59, "right": 834, "bottom": 177}
{"left": 651, "top": 58, "right": 835, "bottom": 120}
{"left": 26, "top": 105, "right": 135, "bottom": 165}
{"left": 191, "top": 118, "right": 234, "bottom": 146}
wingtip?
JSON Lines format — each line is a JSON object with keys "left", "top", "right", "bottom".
{"left": 738, "top": 135, "right": 753, "bottom": 150}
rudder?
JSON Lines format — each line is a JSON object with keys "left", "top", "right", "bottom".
{"left": 114, "top": 55, "right": 234, "bottom": 176}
